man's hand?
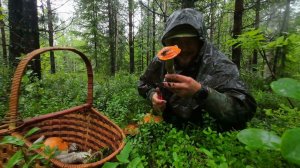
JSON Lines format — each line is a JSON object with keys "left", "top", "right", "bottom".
{"left": 151, "top": 88, "right": 166, "bottom": 113}
{"left": 163, "top": 74, "right": 201, "bottom": 98}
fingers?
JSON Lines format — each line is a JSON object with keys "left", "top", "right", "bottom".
{"left": 164, "top": 74, "right": 190, "bottom": 83}
{"left": 155, "top": 88, "right": 163, "bottom": 100}
{"left": 151, "top": 92, "right": 166, "bottom": 112}
{"left": 162, "top": 74, "right": 202, "bottom": 97}
{"left": 152, "top": 92, "right": 166, "bottom": 104}
{"left": 162, "top": 81, "right": 186, "bottom": 90}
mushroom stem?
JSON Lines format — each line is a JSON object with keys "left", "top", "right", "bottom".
{"left": 165, "top": 59, "right": 175, "bottom": 74}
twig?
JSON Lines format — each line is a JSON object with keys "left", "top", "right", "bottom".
{"left": 258, "top": 48, "right": 294, "bottom": 108}
{"left": 139, "top": 0, "right": 165, "bottom": 17}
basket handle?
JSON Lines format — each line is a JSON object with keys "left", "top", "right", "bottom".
{"left": 8, "top": 47, "right": 93, "bottom": 129}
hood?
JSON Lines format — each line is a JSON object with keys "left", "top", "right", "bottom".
{"left": 161, "top": 8, "right": 207, "bottom": 45}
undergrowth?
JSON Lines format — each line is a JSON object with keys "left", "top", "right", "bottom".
{"left": 1, "top": 71, "right": 299, "bottom": 167}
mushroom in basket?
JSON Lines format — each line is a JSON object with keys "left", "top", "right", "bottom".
{"left": 42, "top": 136, "right": 92, "bottom": 164}
{"left": 43, "top": 137, "right": 69, "bottom": 152}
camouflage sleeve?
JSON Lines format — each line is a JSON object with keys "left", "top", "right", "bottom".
{"left": 199, "top": 48, "right": 257, "bottom": 130}
{"left": 201, "top": 87, "right": 256, "bottom": 130}
{"left": 138, "top": 57, "right": 163, "bottom": 101}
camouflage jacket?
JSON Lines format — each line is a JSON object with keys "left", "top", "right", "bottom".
{"left": 138, "top": 8, "right": 256, "bottom": 131}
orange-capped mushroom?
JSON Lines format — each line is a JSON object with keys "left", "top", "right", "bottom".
{"left": 157, "top": 45, "right": 181, "bottom": 74}
{"left": 43, "top": 137, "right": 69, "bottom": 151}
{"left": 143, "top": 113, "right": 163, "bottom": 123}
{"left": 157, "top": 45, "right": 181, "bottom": 61}
{"left": 123, "top": 123, "right": 139, "bottom": 136}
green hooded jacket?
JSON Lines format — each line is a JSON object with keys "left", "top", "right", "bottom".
{"left": 138, "top": 8, "right": 256, "bottom": 131}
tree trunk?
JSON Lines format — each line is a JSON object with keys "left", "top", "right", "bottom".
{"left": 8, "top": 0, "right": 40, "bottom": 77}
{"left": 209, "top": 0, "right": 214, "bottom": 42}
{"left": 163, "top": 0, "right": 168, "bottom": 24}
{"left": 92, "top": 1, "right": 99, "bottom": 71}
{"left": 217, "top": 0, "right": 226, "bottom": 49}
{"left": 47, "top": 0, "right": 55, "bottom": 74}
{"left": 108, "top": 0, "right": 116, "bottom": 76}
{"left": 8, "top": 0, "right": 23, "bottom": 67}
{"left": 22, "top": 0, "right": 41, "bottom": 79}
{"left": 232, "top": 0, "right": 243, "bottom": 69}
{"left": 140, "top": 7, "right": 144, "bottom": 71}
{"left": 263, "top": 50, "right": 274, "bottom": 79}
{"left": 273, "top": 0, "right": 290, "bottom": 76}
{"left": 252, "top": 0, "right": 260, "bottom": 72}
{"left": 146, "top": 0, "right": 150, "bottom": 65}
{"left": 0, "top": 0, "right": 7, "bottom": 66}
{"left": 217, "top": 17, "right": 221, "bottom": 48}
{"left": 152, "top": 2, "right": 156, "bottom": 59}
{"left": 181, "top": 0, "right": 196, "bottom": 8}
{"left": 114, "top": 4, "right": 119, "bottom": 71}
{"left": 129, "top": 0, "right": 134, "bottom": 73}
{"left": 279, "top": 0, "right": 290, "bottom": 73}
{"left": 280, "top": 0, "right": 290, "bottom": 35}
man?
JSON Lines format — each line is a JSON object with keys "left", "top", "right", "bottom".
{"left": 138, "top": 8, "right": 256, "bottom": 131}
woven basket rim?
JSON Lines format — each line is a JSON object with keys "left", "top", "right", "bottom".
{"left": 6, "top": 47, "right": 94, "bottom": 131}
{"left": 1, "top": 47, "right": 126, "bottom": 168}
{"left": 20, "top": 107, "right": 126, "bottom": 167}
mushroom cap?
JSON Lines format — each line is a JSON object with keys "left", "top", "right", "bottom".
{"left": 157, "top": 45, "right": 181, "bottom": 61}
{"left": 143, "top": 113, "right": 163, "bottom": 123}
{"left": 43, "top": 137, "right": 69, "bottom": 151}
{"left": 123, "top": 123, "right": 139, "bottom": 136}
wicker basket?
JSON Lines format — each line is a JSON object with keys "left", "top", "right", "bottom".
{"left": 0, "top": 47, "right": 126, "bottom": 168}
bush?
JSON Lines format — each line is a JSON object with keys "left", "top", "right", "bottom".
{"left": 1, "top": 70, "right": 299, "bottom": 168}
{"left": 93, "top": 72, "right": 151, "bottom": 126}
{"left": 252, "top": 90, "right": 287, "bottom": 109}
{"left": 17, "top": 72, "right": 87, "bottom": 118}
{"left": 129, "top": 123, "right": 295, "bottom": 168}
{"left": 0, "top": 66, "right": 12, "bottom": 118}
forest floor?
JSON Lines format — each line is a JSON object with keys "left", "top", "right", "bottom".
{"left": 0, "top": 71, "right": 299, "bottom": 167}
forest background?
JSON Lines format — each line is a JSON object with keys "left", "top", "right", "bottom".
{"left": 0, "top": 0, "right": 300, "bottom": 167}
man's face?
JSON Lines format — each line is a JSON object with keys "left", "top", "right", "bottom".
{"left": 164, "top": 37, "right": 201, "bottom": 68}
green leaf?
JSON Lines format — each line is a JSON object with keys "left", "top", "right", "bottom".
{"left": 271, "top": 78, "right": 300, "bottom": 101}
{"left": 200, "top": 147, "right": 213, "bottom": 158}
{"left": 265, "top": 36, "right": 286, "bottom": 49}
{"left": 281, "top": 128, "right": 300, "bottom": 165}
{"left": 43, "top": 145, "right": 61, "bottom": 159}
{"left": 219, "top": 162, "right": 229, "bottom": 168}
{"left": 102, "top": 162, "right": 120, "bottom": 168}
{"left": 23, "top": 163, "right": 29, "bottom": 168}
{"left": 25, "top": 84, "right": 33, "bottom": 92}
{"left": 24, "top": 127, "right": 40, "bottom": 138}
{"left": 116, "top": 142, "right": 131, "bottom": 163}
{"left": 0, "top": 15, "right": 4, "bottom": 21}
{"left": 173, "top": 152, "right": 179, "bottom": 161}
{"left": 29, "top": 143, "right": 44, "bottom": 150}
{"left": 0, "top": 136, "right": 24, "bottom": 146}
{"left": 5, "top": 150, "right": 24, "bottom": 168}
{"left": 27, "top": 154, "right": 44, "bottom": 167}
{"left": 237, "top": 128, "right": 281, "bottom": 150}
{"left": 128, "top": 157, "right": 144, "bottom": 168}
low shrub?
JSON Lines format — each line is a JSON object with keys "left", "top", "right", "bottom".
{"left": 1, "top": 71, "right": 299, "bottom": 167}
{"left": 93, "top": 72, "right": 151, "bottom": 126}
